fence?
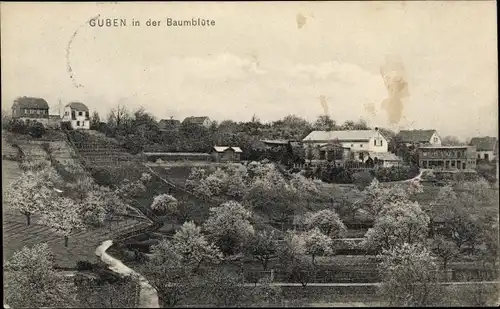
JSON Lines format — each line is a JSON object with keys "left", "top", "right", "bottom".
{"left": 244, "top": 269, "right": 381, "bottom": 284}
{"left": 241, "top": 267, "right": 497, "bottom": 285}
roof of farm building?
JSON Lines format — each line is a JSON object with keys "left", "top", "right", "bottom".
{"left": 13, "top": 96, "right": 49, "bottom": 109}
{"left": 469, "top": 136, "right": 497, "bottom": 151}
{"left": 66, "top": 102, "right": 89, "bottom": 111}
{"left": 213, "top": 146, "right": 243, "bottom": 153}
{"left": 182, "top": 116, "right": 210, "bottom": 125}
{"left": 143, "top": 152, "right": 210, "bottom": 156}
{"left": 397, "top": 129, "right": 437, "bottom": 143}
{"left": 418, "top": 145, "right": 473, "bottom": 149}
{"left": 302, "top": 129, "right": 386, "bottom": 142}
{"left": 159, "top": 119, "right": 181, "bottom": 125}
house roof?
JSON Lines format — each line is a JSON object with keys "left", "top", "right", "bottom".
{"left": 319, "top": 143, "right": 350, "bottom": 150}
{"left": 159, "top": 119, "right": 181, "bottom": 125}
{"left": 66, "top": 102, "right": 89, "bottom": 112}
{"left": 261, "top": 139, "right": 290, "bottom": 145}
{"left": 418, "top": 145, "right": 472, "bottom": 149}
{"left": 213, "top": 146, "right": 243, "bottom": 153}
{"left": 397, "top": 129, "right": 437, "bottom": 143}
{"left": 302, "top": 130, "right": 386, "bottom": 142}
{"left": 143, "top": 152, "right": 210, "bottom": 156}
{"left": 13, "top": 97, "right": 49, "bottom": 109}
{"left": 183, "top": 116, "right": 210, "bottom": 125}
{"left": 469, "top": 136, "right": 497, "bottom": 151}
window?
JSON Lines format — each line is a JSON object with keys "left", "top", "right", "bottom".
{"left": 351, "top": 144, "right": 354, "bottom": 147}
{"left": 360, "top": 144, "right": 363, "bottom": 148}
{"left": 380, "top": 140, "right": 383, "bottom": 146}
{"left": 65, "top": 111, "right": 69, "bottom": 116}
{"left": 433, "top": 137, "right": 438, "bottom": 143}
{"left": 374, "top": 140, "right": 377, "bottom": 146}
{"left": 79, "top": 111, "right": 83, "bottom": 116}
{"left": 484, "top": 153, "right": 489, "bottom": 160}
{"left": 77, "top": 121, "right": 80, "bottom": 126}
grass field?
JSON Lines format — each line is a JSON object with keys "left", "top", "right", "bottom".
{"left": 148, "top": 164, "right": 194, "bottom": 188}
{"left": 2, "top": 159, "right": 23, "bottom": 188}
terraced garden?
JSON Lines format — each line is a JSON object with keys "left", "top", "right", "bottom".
{"left": 2, "top": 211, "right": 151, "bottom": 268}
{"left": 2, "top": 130, "right": 154, "bottom": 269}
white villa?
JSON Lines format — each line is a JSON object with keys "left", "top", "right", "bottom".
{"left": 62, "top": 102, "right": 90, "bottom": 130}
{"left": 302, "top": 128, "right": 402, "bottom": 167}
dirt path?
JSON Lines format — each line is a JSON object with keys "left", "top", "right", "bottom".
{"left": 95, "top": 240, "right": 159, "bottom": 308}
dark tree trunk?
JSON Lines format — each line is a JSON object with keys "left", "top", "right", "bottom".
{"left": 25, "top": 212, "right": 31, "bottom": 226}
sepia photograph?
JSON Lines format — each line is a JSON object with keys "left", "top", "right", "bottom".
{"left": 1, "top": 1, "right": 499, "bottom": 307}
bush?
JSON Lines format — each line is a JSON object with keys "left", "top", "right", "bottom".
{"left": 9, "top": 119, "right": 28, "bottom": 134}
{"left": 476, "top": 163, "right": 497, "bottom": 184}
{"left": 76, "top": 260, "right": 96, "bottom": 271}
{"left": 91, "top": 168, "right": 116, "bottom": 187}
{"left": 61, "top": 121, "right": 73, "bottom": 131}
{"left": 122, "top": 139, "right": 144, "bottom": 155}
{"left": 372, "top": 165, "right": 419, "bottom": 182}
{"left": 27, "top": 122, "right": 46, "bottom": 138}
{"left": 352, "top": 171, "right": 373, "bottom": 190}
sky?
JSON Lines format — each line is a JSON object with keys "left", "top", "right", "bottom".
{"left": 1, "top": 1, "right": 497, "bottom": 140}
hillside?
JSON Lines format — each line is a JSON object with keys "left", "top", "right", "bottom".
{"left": 2, "top": 129, "right": 154, "bottom": 268}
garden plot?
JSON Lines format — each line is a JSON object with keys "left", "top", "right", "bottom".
{"left": 3, "top": 210, "right": 151, "bottom": 268}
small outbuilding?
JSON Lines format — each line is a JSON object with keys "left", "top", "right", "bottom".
{"left": 211, "top": 146, "right": 243, "bottom": 163}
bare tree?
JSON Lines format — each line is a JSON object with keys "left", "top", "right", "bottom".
{"left": 107, "top": 104, "right": 130, "bottom": 128}
{"left": 441, "top": 135, "right": 466, "bottom": 146}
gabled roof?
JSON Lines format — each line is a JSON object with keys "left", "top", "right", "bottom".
{"left": 469, "top": 136, "right": 498, "bottom": 151}
{"left": 213, "top": 146, "right": 243, "bottom": 153}
{"left": 182, "top": 116, "right": 210, "bottom": 125}
{"left": 66, "top": 102, "right": 89, "bottom": 112}
{"left": 158, "top": 119, "right": 181, "bottom": 129}
{"left": 159, "top": 119, "right": 181, "bottom": 125}
{"left": 302, "top": 130, "right": 386, "bottom": 142}
{"left": 397, "top": 129, "right": 437, "bottom": 143}
{"left": 13, "top": 97, "right": 49, "bottom": 109}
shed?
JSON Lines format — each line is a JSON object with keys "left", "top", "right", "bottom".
{"left": 211, "top": 146, "right": 243, "bottom": 163}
